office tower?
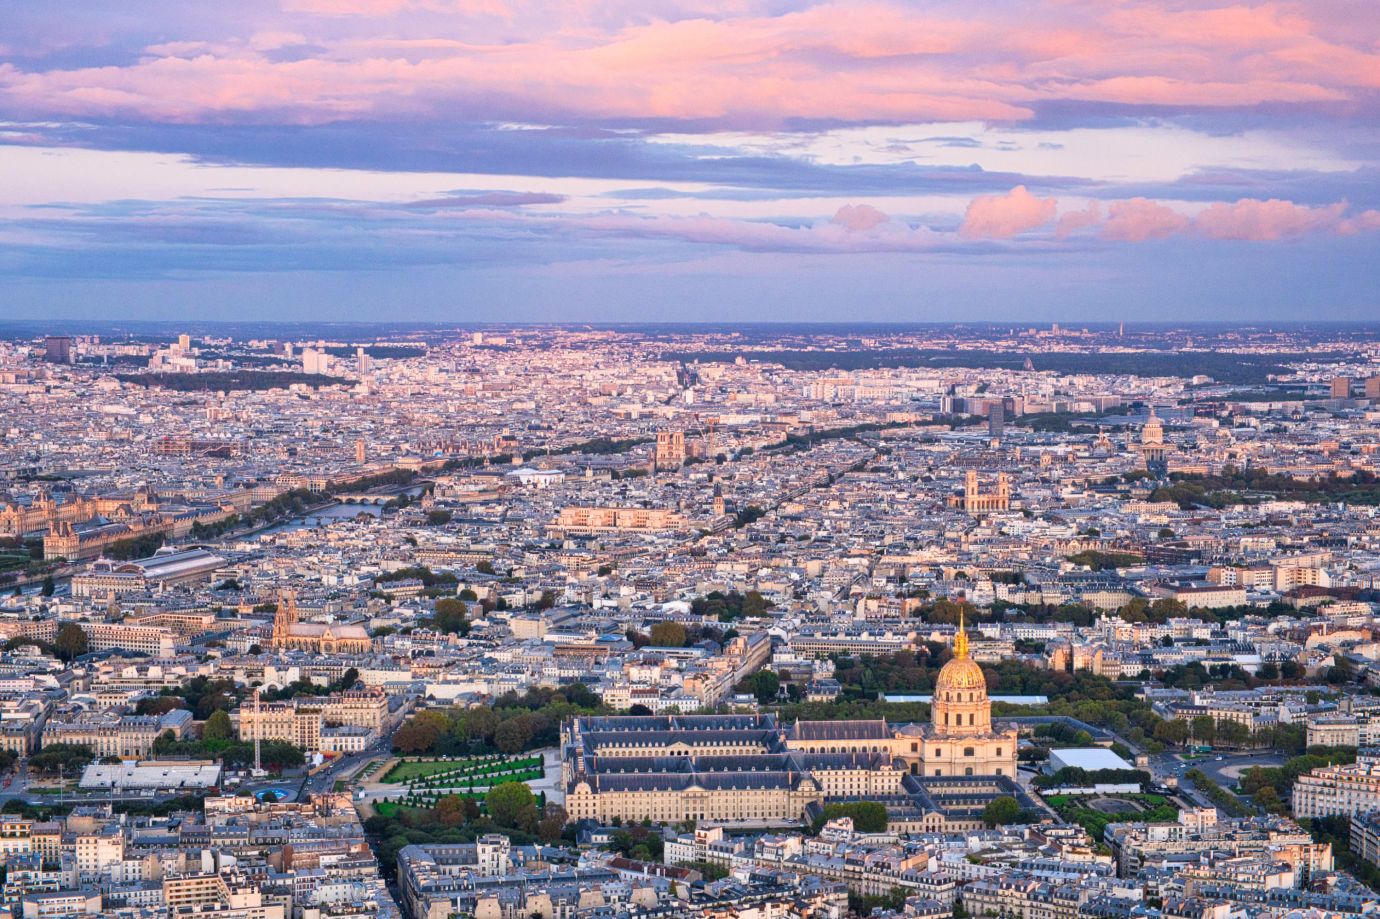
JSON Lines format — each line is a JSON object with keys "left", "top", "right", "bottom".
{"left": 301, "top": 348, "right": 330, "bottom": 375}
{"left": 178, "top": 333, "right": 191, "bottom": 351}
{"left": 988, "top": 400, "right": 1005, "bottom": 438}
{"left": 1331, "top": 376, "right": 1351, "bottom": 399}
{"left": 43, "top": 336, "right": 73, "bottom": 364}
{"left": 356, "top": 346, "right": 370, "bottom": 376}
{"left": 355, "top": 439, "right": 367, "bottom": 464}
{"left": 1366, "top": 376, "right": 1380, "bottom": 401}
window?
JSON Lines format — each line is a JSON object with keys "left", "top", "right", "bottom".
{"left": 965, "top": 767, "right": 973, "bottom": 776}
{"left": 934, "top": 769, "right": 942, "bottom": 776}
{"left": 996, "top": 748, "right": 1002, "bottom": 756}
{"left": 934, "top": 749, "right": 942, "bottom": 757}
{"left": 996, "top": 768, "right": 1003, "bottom": 775}
{"left": 964, "top": 747, "right": 975, "bottom": 757}
{"left": 910, "top": 742, "right": 918, "bottom": 752}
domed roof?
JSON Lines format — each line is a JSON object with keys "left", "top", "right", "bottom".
{"left": 935, "top": 656, "right": 986, "bottom": 693}
{"left": 935, "top": 613, "right": 987, "bottom": 694}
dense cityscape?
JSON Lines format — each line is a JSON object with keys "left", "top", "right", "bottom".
{"left": 0, "top": 323, "right": 1378, "bottom": 918}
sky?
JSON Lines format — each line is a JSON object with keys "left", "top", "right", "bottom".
{"left": 1, "top": 0, "right": 1378, "bottom": 323}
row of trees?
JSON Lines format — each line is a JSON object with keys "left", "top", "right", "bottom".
{"left": 364, "top": 784, "right": 566, "bottom": 880}
{"left": 394, "top": 685, "right": 603, "bottom": 756}
{"left": 150, "top": 728, "right": 305, "bottom": 772}
{"left": 138, "top": 675, "right": 244, "bottom": 720}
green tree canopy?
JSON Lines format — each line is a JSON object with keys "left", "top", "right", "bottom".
{"left": 983, "top": 796, "right": 1023, "bottom": 828}
{"left": 54, "top": 623, "right": 89, "bottom": 661}
{"left": 486, "top": 781, "right": 536, "bottom": 828}
{"left": 649, "top": 621, "right": 688, "bottom": 647}
{"left": 203, "top": 709, "right": 234, "bottom": 743}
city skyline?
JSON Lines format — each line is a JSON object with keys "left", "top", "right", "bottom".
{"left": 2, "top": 1, "right": 1379, "bottom": 320}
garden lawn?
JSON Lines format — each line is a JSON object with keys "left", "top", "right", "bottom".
{"left": 383, "top": 756, "right": 542, "bottom": 784}
{"left": 1044, "top": 794, "right": 1179, "bottom": 840}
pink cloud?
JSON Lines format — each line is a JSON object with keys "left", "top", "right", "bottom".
{"left": 1055, "top": 201, "right": 1101, "bottom": 238}
{"left": 1, "top": 1, "right": 1378, "bottom": 126}
{"left": 831, "top": 203, "right": 890, "bottom": 231}
{"left": 1195, "top": 198, "right": 1346, "bottom": 240}
{"left": 1339, "top": 210, "right": 1380, "bottom": 236}
{"left": 1101, "top": 198, "right": 1191, "bottom": 242}
{"left": 959, "top": 185, "right": 1056, "bottom": 239}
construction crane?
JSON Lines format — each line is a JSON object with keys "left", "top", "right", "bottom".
{"left": 692, "top": 414, "right": 720, "bottom": 460}
{"left": 251, "top": 688, "right": 267, "bottom": 778}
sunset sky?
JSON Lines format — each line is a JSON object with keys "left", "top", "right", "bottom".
{"left": 2, "top": 0, "right": 1378, "bottom": 321}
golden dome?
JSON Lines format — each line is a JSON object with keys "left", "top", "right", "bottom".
{"left": 935, "top": 656, "right": 986, "bottom": 693}
{"left": 935, "top": 611, "right": 988, "bottom": 694}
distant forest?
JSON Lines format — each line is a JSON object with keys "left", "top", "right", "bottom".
{"left": 115, "top": 371, "right": 348, "bottom": 391}
{"left": 665, "top": 349, "right": 1333, "bottom": 385}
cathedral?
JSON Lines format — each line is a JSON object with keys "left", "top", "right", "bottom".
{"left": 271, "top": 592, "right": 372, "bottom": 654}
{"left": 901, "top": 616, "right": 1018, "bottom": 778}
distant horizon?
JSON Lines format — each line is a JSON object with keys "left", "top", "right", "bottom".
{"left": 7, "top": 319, "right": 1380, "bottom": 329}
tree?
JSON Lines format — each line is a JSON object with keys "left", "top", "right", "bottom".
{"left": 537, "top": 804, "right": 567, "bottom": 844}
{"left": 433, "top": 795, "right": 469, "bottom": 827}
{"left": 1153, "top": 719, "right": 1189, "bottom": 746}
{"left": 432, "top": 598, "right": 471, "bottom": 636}
{"left": 815, "top": 801, "right": 888, "bottom": 833}
{"left": 486, "top": 782, "right": 535, "bottom": 828}
{"left": 1254, "top": 785, "right": 1284, "bottom": 813}
{"left": 136, "top": 696, "right": 184, "bottom": 716}
{"left": 28, "top": 743, "right": 94, "bottom": 777}
{"left": 494, "top": 718, "right": 533, "bottom": 754}
{"left": 395, "top": 711, "right": 448, "bottom": 754}
{"left": 983, "top": 796, "right": 1023, "bottom": 828}
{"left": 1191, "top": 715, "right": 1216, "bottom": 746}
{"left": 40, "top": 575, "right": 55, "bottom": 597}
{"left": 53, "top": 623, "right": 89, "bottom": 661}
{"left": 203, "top": 710, "right": 234, "bottom": 743}
{"left": 1217, "top": 719, "right": 1251, "bottom": 748}
{"left": 749, "top": 670, "right": 780, "bottom": 705}
{"left": 648, "top": 622, "right": 688, "bottom": 647}
{"left": 1258, "top": 661, "right": 1279, "bottom": 681}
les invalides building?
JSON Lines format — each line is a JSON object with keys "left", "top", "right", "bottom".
{"left": 904, "top": 616, "right": 1019, "bottom": 778}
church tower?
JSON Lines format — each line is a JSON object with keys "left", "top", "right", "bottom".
{"left": 272, "top": 591, "right": 298, "bottom": 650}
